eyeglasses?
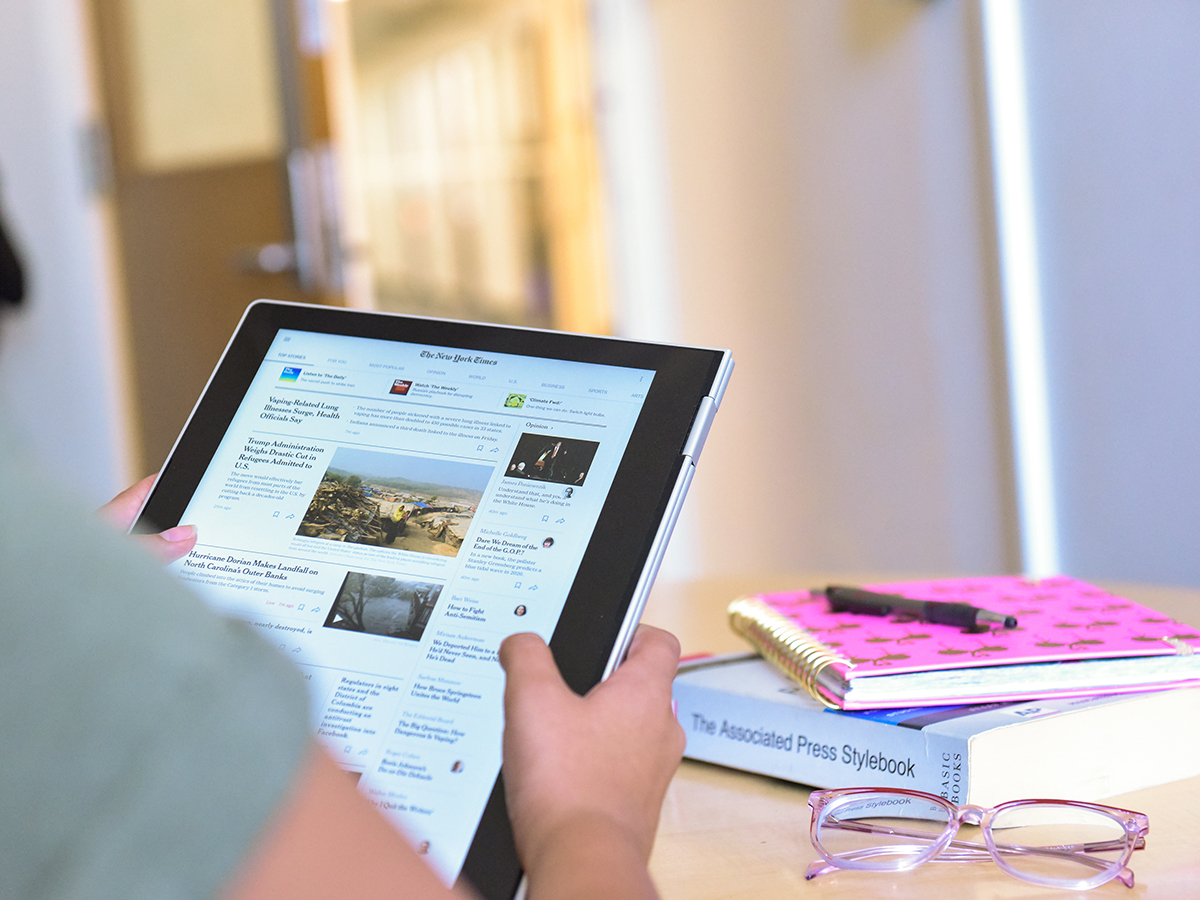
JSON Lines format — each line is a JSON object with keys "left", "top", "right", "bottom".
{"left": 807, "top": 788, "right": 1149, "bottom": 890}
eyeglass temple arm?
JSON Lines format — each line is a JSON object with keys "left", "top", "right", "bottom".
{"left": 812, "top": 819, "right": 1143, "bottom": 885}
{"left": 813, "top": 835, "right": 1127, "bottom": 871}
{"left": 805, "top": 845, "right": 1137, "bottom": 889}
{"left": 829, "top": 817, "right": 1146, "bottom": 856}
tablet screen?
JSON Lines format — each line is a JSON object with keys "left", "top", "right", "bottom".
{"left": 138, "top": 303, "right": 730, "bottom": 896}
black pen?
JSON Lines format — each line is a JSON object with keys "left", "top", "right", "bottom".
{"left": 823, "top": 585, "right": 1018, "bottom": 630}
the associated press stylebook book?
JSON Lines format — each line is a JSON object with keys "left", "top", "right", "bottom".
{"left": 673, "top": 653, "right": 1200, "bottom": 809}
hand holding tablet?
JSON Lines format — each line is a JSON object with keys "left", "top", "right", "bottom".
{"left": 498, "top": 626, "right": 685, "bottom": 900}
{"left": 499, "top": 627, "right": 685, "bottom": 857}
{"left": 99, "top": 473, "right": 197, "bottom": 562}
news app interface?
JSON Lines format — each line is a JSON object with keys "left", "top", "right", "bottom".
{"left": 169, "top": 329, "right": 654, "bottom": 881}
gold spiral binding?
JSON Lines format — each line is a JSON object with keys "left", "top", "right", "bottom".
{"left": 727, "top": 596, "right": 849, "bottom": 710}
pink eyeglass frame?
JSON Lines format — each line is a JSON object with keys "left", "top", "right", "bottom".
{"left": 807, "top": 787, "right": 1149, "bottom": 891}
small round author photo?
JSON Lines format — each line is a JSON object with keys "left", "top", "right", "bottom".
{"left": 514, "top": 604, "right": 527, "bottom": 616}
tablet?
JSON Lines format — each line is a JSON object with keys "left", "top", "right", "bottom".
{"left": 134, "top": 299, "right": 732, "bottom": 898}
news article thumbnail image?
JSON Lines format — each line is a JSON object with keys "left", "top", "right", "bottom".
{"left": 325, "top": 573, "right": 442, "bottom": 642}
{"left": 298, "top": 446, "right": 489, "bottom": 557}
{"left": 505, "top": 434, "right": 598, "bottom": 486}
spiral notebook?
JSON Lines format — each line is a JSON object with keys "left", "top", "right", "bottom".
{"left": 728, "top": 576, "right": 1200, "bottom": 710}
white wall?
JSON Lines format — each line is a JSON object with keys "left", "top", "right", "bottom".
{"left": 646, "top": 0, "right": 1019, "bottom": 580}
{"left": 1021, "top": 0, "right": 1200, "bottom": 587}
{"left": 0, "top": 0, "right": 134, "bottom": 502}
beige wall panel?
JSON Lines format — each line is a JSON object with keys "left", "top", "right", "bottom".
{"left": 125, "top": 0, "right": 282, "bottom": 170}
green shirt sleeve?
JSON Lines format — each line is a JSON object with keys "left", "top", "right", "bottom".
{"left": 0, "top": 436, "right": 312, "bottom": 900}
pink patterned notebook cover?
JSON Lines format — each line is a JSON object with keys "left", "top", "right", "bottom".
{"left": 756, "top": 575, "right": 1200, "bottom": 679}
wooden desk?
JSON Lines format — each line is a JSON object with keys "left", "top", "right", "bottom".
{"left": 641, "top": 576, "right": 1200, "bottom": 898}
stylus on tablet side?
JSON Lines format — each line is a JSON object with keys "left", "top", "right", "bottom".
{"left": 601, "top": 357, "right": 734, "bottom": 681}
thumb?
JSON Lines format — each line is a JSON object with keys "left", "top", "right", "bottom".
{"left": 132, "top": 524, "right": 198, "bottom": 563}
{"left": 499, "top": 632, "right": 566, "bottom": 695}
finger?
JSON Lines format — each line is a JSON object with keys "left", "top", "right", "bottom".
{"left": 498, "top": 632, "right": 561, "bottom": 689}
{"left": 98, "top": 473, "right": 158, "bottom": 530}
{"left": 627, "top": 624, "right": 681, "bottom": 662}
{"left": 132, "top": 524, "right": 198, "bottom": 563}
{"left": 610, "top": 625, "right": 681, "bottom": 685}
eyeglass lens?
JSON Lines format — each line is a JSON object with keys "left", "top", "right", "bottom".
{"left": 815, "top": 791, "right": 1132, "bottom": 888}
{"left": 817, "top": 794, "right": 951, "bottom": 869}
{"left": 989, "top": 803, "right": 1128, "bottom": 886}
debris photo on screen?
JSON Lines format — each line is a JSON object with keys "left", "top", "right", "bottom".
{"left": 298, "top": 447, "right": 490, "bottom": 556}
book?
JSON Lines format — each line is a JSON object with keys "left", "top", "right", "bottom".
{"left": 673, "top": 653, "right": 1200, "bottom": 807}
{"left": 728, "top": 575, "right": 1200, "bottom": 710}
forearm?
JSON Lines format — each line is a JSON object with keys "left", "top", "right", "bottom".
{"left": 521, "top": 812, "right": 660, "bottom": 900}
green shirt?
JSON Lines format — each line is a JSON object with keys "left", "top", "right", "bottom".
{"left": 0, "top": 431, "right": 311, "bottom": 899}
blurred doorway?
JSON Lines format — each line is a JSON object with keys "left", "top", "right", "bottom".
{"left": 90, "top": 0, "right": 343, "bottom": 473}
{"left": 336, "top": 0, "right": 610, "bottom": 332}
{"left": 91, "top": 0, "right": 609, "bottom": 472}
